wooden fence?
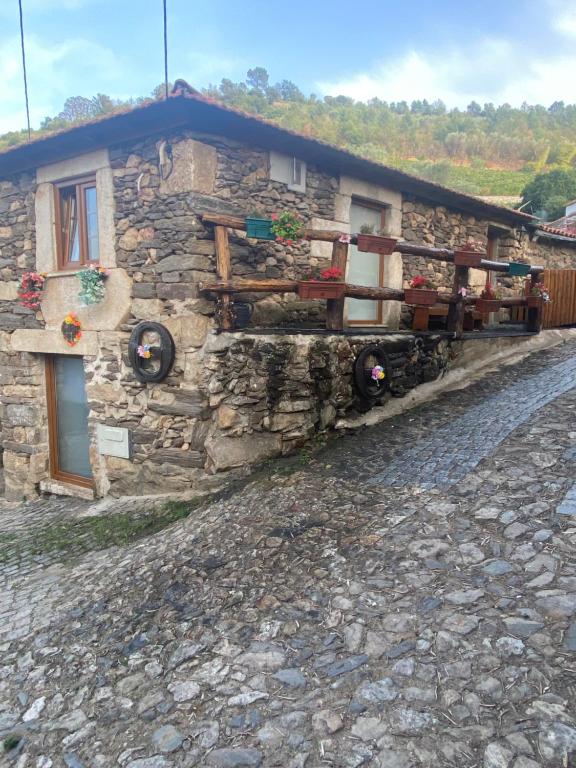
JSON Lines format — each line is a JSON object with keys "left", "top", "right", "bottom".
{"left": 542, "top": 269, "right": 576, "bottom": 329}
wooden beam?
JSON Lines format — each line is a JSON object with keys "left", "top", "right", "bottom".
{"left": 326, "top": 240, "right": 349, "bottom": 331}
{"left": 201, "top": 212, "right": 342, "bottom": 242}
{"left": 412, "top": 307, "right": 431, "bottom": 332}
{"left": 214, "top": 225, "right": 234, "bottom": 331}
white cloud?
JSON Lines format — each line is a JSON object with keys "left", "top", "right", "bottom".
{"left": 317, "top": 36, "right": 575, "bottom": 108}
{"left": 0, "top": 35, "right": 123, "bottom": 133}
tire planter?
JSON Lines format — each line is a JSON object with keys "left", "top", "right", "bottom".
{"left": 297, "top": 281, "right": 346, "bottom": 300}
{"left": 454, "top": 250, "right": 482, "bottom": 268}
{"left": 128, "top": 321, "right": 175, "bottom": 383}
{"left": 353, "top": 345, "right": 390, "bottom": 403}
{"left": 526, "top": 296, "right": 543, "bottom": 309}
{"left": 508, "top": 263, "right": 531, "bottom": 277}
{"left": 246, "top": 217, "right": 275, "bottom": 240}
{"left": 356, "top": 234, "right": 397, "bottom": 255}
{"left": 476, "top": 299, "right": 502, "bottom": 313}
{"left": 404, "top": 288, "right": 438, "bottom": 307}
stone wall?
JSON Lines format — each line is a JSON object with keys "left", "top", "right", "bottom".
{"left": 200, "top": 332, "right": 454, "bottom": 476}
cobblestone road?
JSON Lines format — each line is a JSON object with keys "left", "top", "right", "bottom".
{"left": 2, "top": 341, "right": 576, "bottom": 767}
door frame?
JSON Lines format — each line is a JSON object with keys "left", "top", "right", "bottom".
{"left": 45, "top": 355, "right": 94, "bottom": 488}
{"left": 348, "top": 198, "right": 389, "bottom": 326}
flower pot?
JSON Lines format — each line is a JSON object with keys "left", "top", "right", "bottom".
{"left": 356, "top": 234, "right": 397, "bottom": 255}
{"left": 526, "top": 295, "right": 543, "bottom": 309}
{"left": 297, "top": 281, "right": 346, "bottom": 300}
{"left": 454, "top": 250, "right": 482, "bottom": 268}
{"left": 246, "top": 217, "right": 275, "bottom": 240}
{"left": 476, "top": 299, "right": 502, "bottom": 314}
{"left": 404, "top": 288, "right": 438, "bottom": 306}
{"left": 508, "top": 262, "right": 531, "bottom": 277}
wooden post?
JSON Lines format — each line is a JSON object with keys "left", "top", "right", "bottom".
{"left": 446, "top": 265, "right": 469, "bottom": 336}
{"left": 214, "top": 225, "right": 234, "bottom": 331}
{"left": 526, "top": 274, "right": 543, "bottom": 333}
{"left": 412, "top": 307, "right": 430, "bottom": 332}
{"left": 326, "top": 240, "right": 348, "bottom": 331}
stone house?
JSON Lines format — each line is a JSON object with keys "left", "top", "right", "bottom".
{"left": 1, "top": 82, "right": 575, "bottom": 501}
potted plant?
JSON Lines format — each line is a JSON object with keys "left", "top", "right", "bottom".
{"left": 404, "top": 275, "right": 438, "bottom": 306}
{"left": 78, "top": 265, "right": 110, "bottom": 305}
{"left": 476, "top": 283, "right": 502, "bottom": 314}
{"left": 270, "top": 211, "right": 304, "bottom": 244}
{"left": 356, "top": 224, "right": 397, "bottom": 255}
{"left": 454, "top": 241, "right": 484, "bottom": 268}
{"left": 527, "top": 282, "right": 550, "bottom": 308}
{"left": 297, "top": 266, "right": 346, "bottom": 300}
{"left": 61, "top": 313, "right": 82, "bottom": 346}
{"left": 245, "top": 211, "right": 275, "bottom": 240}
{"left": 508, "top": 262, "right": 531, "bottom": 277}
{"left": 17, "top": 271, "right": 47, "bottom": 310}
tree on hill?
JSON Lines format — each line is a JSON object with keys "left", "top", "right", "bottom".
{"left": 520, "top": 169, "right": 576, "bottom": 220}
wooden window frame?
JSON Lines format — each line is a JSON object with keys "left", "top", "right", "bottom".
{"left": 348, "top": 199, "right": 390, "bottom": 326}
{"left": 45, "top": 355, "right": 94, "bottom": 489}
{"left": 53, "top": 175, "right": 99, "bottom": 271}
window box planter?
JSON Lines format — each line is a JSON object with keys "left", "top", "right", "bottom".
{"left": 246, "top": 217, "right": 275, "bottom": 240}
{"left": 476, "top": 299, "right": 502, "bottom": 314}
{"left": 404, "top": 288, "right": 438, "bottom": 306}
{"left": 297, "top": 281, "right": 346, "bottom": 300}
{"left": 508, "top": 262, "right": 531, "bottom": 277}
{"left": 526, "top": 295, "right": 543, "bottom": 309}
{"left": 356, "top": 234, "right": 397, "bottom": 255}
{"left": 454, "top": 250, "right": 482, "bottom": 268}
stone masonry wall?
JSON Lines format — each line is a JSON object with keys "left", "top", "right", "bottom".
{"left": 198, "top": 331, "right": 455, "bottom": 477}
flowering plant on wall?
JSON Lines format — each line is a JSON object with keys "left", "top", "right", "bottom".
{"left": 409, "top": 275, "right": 436, "bottom": 290}
{"left": 303, "top": 266, "right": 344, "bottom": 282}
{"left": 18, "top": 271, "right": 47, "bottom": 310}
{"left": 61, "top": 313, "right": 82, "bottom": 346}
{"left": 270, "top": 211, "right": 304, "bottom": 244}
{"left": 530, "top": 282, "right": 551, "bottom": 302}
{"left": 78, "top": 265, "right": 110, "bottom": 305}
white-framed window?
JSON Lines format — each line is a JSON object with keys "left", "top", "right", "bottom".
{"left": 269, "top": 151, "right": 306, "bottom": 192}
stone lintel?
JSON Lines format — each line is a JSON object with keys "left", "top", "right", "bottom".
{"left": 11, "top": 329, "right": 99, "bottom": 356}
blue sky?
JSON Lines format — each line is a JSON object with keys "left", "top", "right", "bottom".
{"left": 1, "top": 0, "right": 575, "bottom": 133}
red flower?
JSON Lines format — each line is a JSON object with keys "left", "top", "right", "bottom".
{"left": 271, "top": 213, "right": 278, "bottom": 220}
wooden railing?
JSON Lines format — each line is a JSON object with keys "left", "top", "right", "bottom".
{"left": 199, "top": 213, "right": 545, "bottom": 336}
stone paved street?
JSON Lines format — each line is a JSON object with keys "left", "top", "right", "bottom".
{"left": 3, "top": 340, "right": 576, "bottom": 767}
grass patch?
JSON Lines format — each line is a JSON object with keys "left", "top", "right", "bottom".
{"left": 2, "top": 735, "right": 20, "bottom": 751}
{"left": 0, "top": 499, "right": 198, "bottom": 564}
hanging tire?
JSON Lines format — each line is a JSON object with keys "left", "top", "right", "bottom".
{"left": 353, "top": 345, "right": 390, "bottom": 402}
{"left": 128, "top": 322, "right": 175, "bottom": 383}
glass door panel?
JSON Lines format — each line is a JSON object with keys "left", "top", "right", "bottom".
{"left": 347, "top": 203, "right": 383, "bottom": 323}
{"left": 48, "top": 356, "right": 92, "bottom": 482}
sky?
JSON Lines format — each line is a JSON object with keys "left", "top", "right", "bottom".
{"left": 0, "top": 0, "right": 575, "bottom": 134}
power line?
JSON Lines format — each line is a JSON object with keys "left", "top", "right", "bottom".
{"left": 18, "top": 0, "right": 31, "bottom": 140}
{"left": 163, "top": 0, "right": 168, "bottom": 99}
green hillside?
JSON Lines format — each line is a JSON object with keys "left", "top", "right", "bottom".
{"left": 2, "top": 68, "right": 576, "bottom": 205}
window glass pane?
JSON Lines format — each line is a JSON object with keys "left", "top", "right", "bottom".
{"left": 347, "top": 204, "right": 383, "bottom": 322}
{"left": 84, "top": 185, "right": 99, "bottom": 261}
{"left": 60, "top": 186, "right": 80, "bottom": 263}
{"left": 54, "top": 356, "right": 92, "bottom": 479}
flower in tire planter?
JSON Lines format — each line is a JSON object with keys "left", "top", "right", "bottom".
{"left": 61, "top": 313, "right": 82, "bottom": 346}
{"left": 78, "top": 265, "right": 110, "bottom": 305}
{"left": 297, "top": 266, "right": 346, "bottom": 300}
{"left": 404, "top": 275, "right": 438, "bottom": 306}
{"left": 245, "top": 217, "right": 275, "bottom": 240}
{"left": 18, "top": 271, "right": 46, "bottom": 310}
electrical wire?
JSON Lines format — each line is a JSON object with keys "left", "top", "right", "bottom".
{"left": 18, "top": 0, "right": 31, "bottom": 140}
{"left": 163, "top": 0, "right": 169, "bottom": 99}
